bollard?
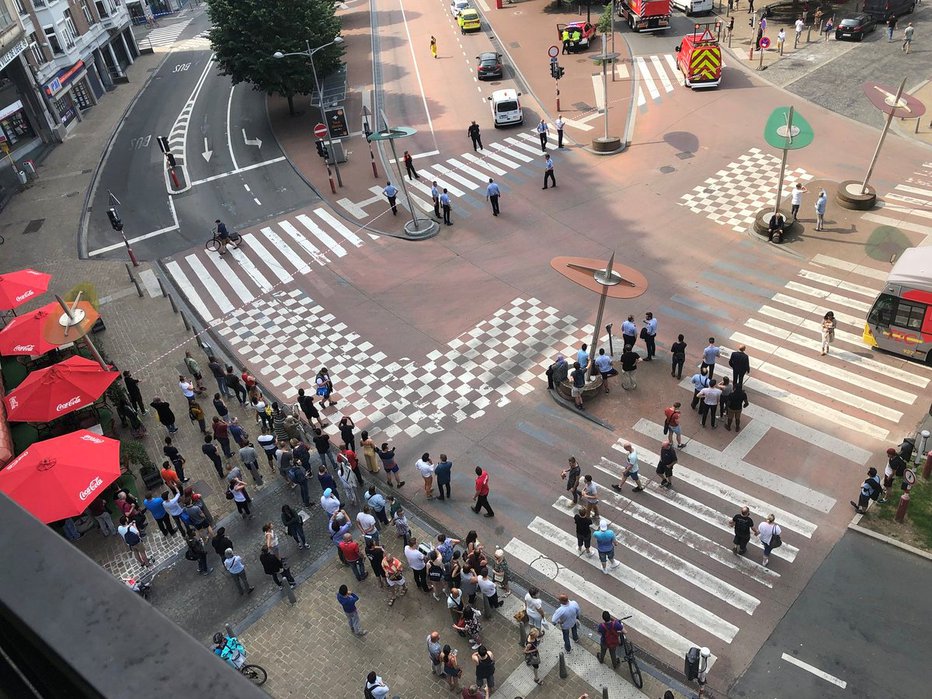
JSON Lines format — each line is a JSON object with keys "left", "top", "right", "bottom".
{"left": 157, "top": 276, "right": 167, "bottom": 298}
{"left": 180, "top": 312, "right": 191, "bottom": 331}
{"left": 758, "top": 48, "right": 765, "bottom": 69}
{"left": 915, "top": 430, "right": 930, "bottom": 465}
{"left": 518, "top": 621, "right": 526, "bottom": 648}
{"left": 283, "top": 581, "right": 297, "bottom": 605}
{"left": 923, "top": 451, "right": 931, "bottom": 479}
{"left": 602, "top": 687, "right": 609, "bottom": 699}
{"left": 559, "top": 651, "right": 568, "bottom": 679}
{"left": 169, "top": 167, "right": 180, "bottom": 189}
{"left": 125, "top": 264, "right": 143, "bottom": 297}
{"left": 748, "top": 43, "right": 754, "bottom": 60}
{"left": 167, "top": 293, "right": 178, "bottom": 314}
{"left": 125, "top": 263, "right": 134, "bottom": 283}
{"left": 807, "top": 25, "right": 812, "bottom": 42}
{"left": 894, "top": 492, "right": 910, "bottom": 523}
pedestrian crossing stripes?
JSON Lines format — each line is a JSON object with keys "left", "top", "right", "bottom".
{"left": 862, "top": 163, "right": 932, "bottom": 242}
{"left": 615, "top": 54, "right": 680, "bottom": 109}
{"left": 678, "top": 147, "right": 814, "bottom": 234}
{"left": 141, "top": 20, "right": 193, "bottom": 50}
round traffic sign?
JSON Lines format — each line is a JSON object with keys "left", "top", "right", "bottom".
{"left": 548, "top": 45, "right": 560, "bottom": 58}
{"left": 313, "top": 123, "right": 328, "bottom": 139}
{"left": 759, "top": 36, "right": 771, "bottom": 49}
{"left": 905, "top": 469, "right": 916, "bottom": 485}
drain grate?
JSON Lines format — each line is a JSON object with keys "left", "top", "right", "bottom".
{"left": 676, "top": 151, "right": 694, "bottom": 160}
{"left": 22, "top": 219, "right": 45, "bottom": 235}
{"left": 660, "top": 166, "right": 675, "bottom": 174}
{"left": 573, "top": 102, "right": 592, "bottom": 111}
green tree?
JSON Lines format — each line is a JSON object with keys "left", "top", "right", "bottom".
{"left": 207, "top": 0, "right": 343, "bottom": 115}
{"left": 596, "top": 3, "right": 614, "bottom": 35}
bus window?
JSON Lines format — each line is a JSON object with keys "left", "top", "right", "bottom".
{"left": 867, "top": 294, "right": 898, "bottom": 327}
{"left": 894, "top": 299, "right": 927, "bottom": 331}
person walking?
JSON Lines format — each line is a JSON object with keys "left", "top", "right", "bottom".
{"left": 472, "top": 466, "right": 494, "bottom": 517}
{"left": 403, "top": 150, "right": 419, "bottom": 180}
{"left": 903, "top": 23, "right": 914, "bottom": 53}
{"left": 725, "top": 382, "right": 749, "bottom": 432}
{"left": 149, "top": 397, "right": 178, "bottom": 433}
{"left": 790, "top": 183, "right": 807, "bottom": 220}
{"left": 260, "top": 546, "right": 297, "bottom": 589}
{"left": 296, "top": 388, "right": 325, "bottom": 430}
{"left": 382, "top": 552, "right": 408, "bottom": 606}
{"left": 698, "top": 379, "right": 722, "bottom": 428}
{"left": 188, "top": 401, "right": 206, "bottom": 433}
{"left": 562, "top": 456, "right": 582, "bottom": 506}
{"left": 472, "top": 646, "right": 496, "bottom": 692}
{"left": 612, "top": 442, "right": 643, "bottom": 493}
{"left": 620, "top": 345, "right": 639, "bottom": 390}
{"left": 551, "top": 594, "right": 581, "bottom": 652}
{"left": 777, "top": 27, "right": 786, "bottom": 54}
{"left": 642, "top": 311, "right": 657, "bottom": 360}
{"left": 536, "top": 119, "right": 549, "bottom": 150}
{"left": 468, "top": 121, "right": 483, "bottom": 151}
{"left": 851, "top": 467, "right": 884, "bottom": 513}
{"left": 757, "top": 514, "right": 781, "bottom": 567}
{"left": 122, "top": 370, "right": 146, "bottom": 415}
{"left": 440, "top": 188, "right": 452, "bottom": 225}
{"left": 620, "top": 315, "right": 637, "bottom": 351}
{"left": 542, "top": 153, "right": 556, "bottom": 189}
{"left": 435, "top": 453, "right": 453, "bottom": 500}
{"left": 524, "top": 627, "right": 544, "bottom": 685}
{"left": 281, "top": 504, "right": 308, "bottom": 549}
{"left": 581, "top": 474, "right": 600, "bottom": 520}
{"left": 207, "top": 357, "right": 229, "bottom": 397}
{"left": 728, "top": 344, "right": 750, "bottom": 388}
{"left": 730, "top": 506, "right": 755, "bottom": 555}
{"left": 656, "top": 440, "right": 677, "bottom": 489}
{"left": 430, "top": 180, "right": 441, "bottom": 218}
{"left": 794, "top": 16, "right": 804, "bottom": 44}
{"left": 202, "top": 435, "right": 224, "bottom": 478}
{"left": 814, "top": 188, "right": 827, "bottom": 230}
{"left": 887, "top": 13, "right": 897, "bottom": 41}
{"left": 555, "top": 115, "right": 566, "bottom": 149}
{"left": 485, "top": 178, "right": 501, "bottom": 216}
{"left": 663, "top": 402, "right": 685, "bottom": 448}
{"left": 223, "top": 548, "right": 254, "bottom": 595}
{"left": 185, "top": 531, "right": 212, "bottom": 575}
{"left": 375, "top": 442, "right": 404, "bottom": 488}
{"left": 382, "top": 181, "right": 399, "bottom": 216}
{"left": 225, "top": 367, "right": 247, "bottom": 405}
{"left": 430, "top": 35, "right": 438, "bottom": 57}
{"left": 574, "top": 507, "right": 593, "bottom": 556}
{"left": 593, "top": 521, "right": 622, "bottom": 573}
{"left": 820, "top": 311, "right": 836, "bottom": 355}
{"left": 337, "top": 584, "right": 368, "bottom": 636}
{"left": 701, "top": 338, "right": 721, "bottom": 379}
{"left": 597, "top": 611, "right": 624, "bottom": 668}
{"left": 670, "top": 333, "right": 687, "bottom": 379}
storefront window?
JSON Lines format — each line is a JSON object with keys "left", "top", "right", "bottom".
{"left": 0, "top": 105, "right": 36, "bottom": 149}
{"left": 54, "top": 93, "right": 77, "bottom": 126}
{"left": 73, "top": 81, "right": 91, "bottom": 110}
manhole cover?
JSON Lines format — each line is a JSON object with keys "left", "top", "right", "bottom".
{"left": 676, "top": 151, "right": 694, "bottom": 160}
{"left": 660, "top": 166, "right": 675, "bottom": 174}
{"left": 22, "top": 219, "right": 44, "bottom": 235}
{"left": 509, "top": 41, "right": 520, "bottom": 49}
{"left": 573, "top": 102, "right": 592, "bottom": 111}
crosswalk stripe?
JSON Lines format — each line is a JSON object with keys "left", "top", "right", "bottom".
{"left": 187, "top": 255, "right": 238, "bottom": 313}
{"left": 528, "top": 518, "right": 739, "bottom": 642}
{"left": 635, "top": 57, "right": 660, "bottom": 100}
{"left": 405, "top": 177, "right": 438, "bottom": 199}
{"left": 759, "top": 305, "right": 869, "bottom": 346}
{"left": 370, "top": 184, "right": 434, "bottom": 215}
{"left": 770, "top": 292, "right": 862, "bottom": 329}
{"left": 592, "top": 74, "right": 605, "bottom": 111}
{"left": 239, "top": 234, "right": 293, "bottom": 284}
{"left": 277, "top": 221, "right": 329, "bottom": 265}
{"left": 203, "top": 252, "right": 254, "bottom": 304}
{"left": 505, "top": 136, "right": 544, "bottom": 156}
{"left": 559, "top": 494, "right": 779, "bottom": 588}
{"left": 550, "top": 502, "right": 760, "bottom": 614}
{"left": 894, "top": 183, "right": 932, "bottom": 199}
{"left": 591, "top": 459, "right": 799, "bottom": 562}
{"left": 811, "top": 254, "right": 889, "bottom": 282}
{"left": 612, "top": 436, "right": 823, "bottom": 534}
{"left": 505, "top": 537, "right": 716, "bottom": 668}
{"left": 313, "top": 208, "right": 365, "bottom": 247}
{"left": 227, "top": 243, "right": 274, "bottom": 292}
{"left": 663, "top": 53, "right": 678, "bottom": 73}
{"left": 517, "top": 132, "right": 544, "bottom": 147}
{"left": 861, "top": 212, "right": 932, "bottom": 237}
{"left": 615, "top": 61, "right": 629, "bottom": 80}
{"left": 797, "top": 270, "right": 879, "bottom": 299}
{"left": 887, "top": 192, "right": 932, "bottom": 207}
{"left": 420, "top": 166, "right": 469, "bottom": 196}
{"left": 296, "top": 214, "right": 347, "bottom": 257}
{"left": 650, "top": 55, "right": 675, "bottom": 93}
{"left": 461, "top": 152, "right": 507, "bottom": 176}
{"left": 257, "top": 227, "right": 312, "bottom": 274}
{"left": 880, "top": 201, "right": 932, "bottom": 220}
{"left": 447, "top": 157, "right": 492, "bottom": 185}
{"left": 783, "top": 281, "right": 872, "bottom": 313}
{"left": 488, "top": 142, "right": 531, "bottom": 164}
{"left": 731, "top": 330, "right": 917, "bottom": 404}
{"left": 165, "top": 260, "right": 213, "bottom": 321}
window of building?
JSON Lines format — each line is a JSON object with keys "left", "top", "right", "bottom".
{"left": 64, "top": 12, "right": 79, "bottom": 43}
{"left": 28, "top": 32, "right": 45, "bottom": 64}
{"left": 95, "top": 1, "right": 109, "bottom": 17}
{"left": 81, "top": 0, "right": 94, "bottom": 23}
{"left": 33, "top": 0, "right": 48, "bottom": 8}
{"left": 13, "top": 0, "right": 28, "bottom": 17}
{"left": 43, "top": 26, "right": 63, "bottom": 55}
{"left": 0, "top": 4, "right": 13, "bottom": 29}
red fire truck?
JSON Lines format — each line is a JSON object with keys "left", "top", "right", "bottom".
{"left": 617, "top": 0, "right": 671, "bottom": 32}
{"left": 674, "top": 25, "right": 722, "bottom": 88}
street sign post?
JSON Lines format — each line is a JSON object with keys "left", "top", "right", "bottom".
{"left": 859, "top": 79, "right": 926, "bottom": 195}
{"left": 763, "top": 106, "right": 814, "bottom": 227}
{"left": 759, "top": 36, "right": 770, "bottom": 49}
{"left": 548, "top": 45, "right": 560, "bottom": 58}
{"left": 314, "top": 123, "right": 328, "bottom": 139}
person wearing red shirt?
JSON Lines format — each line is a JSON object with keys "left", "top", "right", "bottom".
{"left": 212, "top": 416, "right": 233, "bottom": 457}
{"left": 160, "top": 462, "right": 182, "bottom": 494}
{"left": 663, "top": 402, "right": 684, "bottom": 448}
{"left": 472, "top": 467, "right": 494, "bottom": 518}
{"left": 338, "top": 533, "right": 368, "bottom": 581}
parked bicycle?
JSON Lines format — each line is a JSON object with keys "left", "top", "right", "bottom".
{"left": 212, "top": 630, "right": 267, "bottom": 685}
{"left": 618, "top": 615, "right": 643, "bottom": 688}
{"left": 205, "top": 227, "right": 241, "bottom": 254}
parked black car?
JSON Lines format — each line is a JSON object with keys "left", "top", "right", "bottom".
{"left": 835, "top": 14, "right": 876, "bottom": 41}
{"left": 476, "top": 52, "right": 504, "bottom": 80}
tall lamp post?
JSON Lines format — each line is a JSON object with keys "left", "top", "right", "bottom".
{"left": 273, "top": 37, "right": 345, "bottom": 187}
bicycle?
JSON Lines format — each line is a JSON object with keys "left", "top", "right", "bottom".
{"left": 618, "top": 616, "right": 643, "bottom": 688}
{"left": 212, "top": 631, "right": 267, "bottom": 686}
{"left": 205, "top": 227, "right": 241, "bottom": 253}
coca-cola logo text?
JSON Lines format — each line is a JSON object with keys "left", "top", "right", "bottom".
{"left": 56, "top": 396, "right": 82, "bottom": 412}
{"left": 13, "top": 344, "right": 36, "bottom": 353}
{"left": 80, "top": 434, "right": 105, "bottom": 444}
{"left": 14, "top": 290, "right": 34, "bottom": 303}
{"left": 79, "top": 476, "right": 104, "bottom": 501}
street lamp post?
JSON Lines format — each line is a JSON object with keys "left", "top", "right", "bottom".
{"left": 273, "top": 37, "right": 344, "bottom": 188}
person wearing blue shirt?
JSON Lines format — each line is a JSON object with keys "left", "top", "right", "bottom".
{"left": 701, "top": 338, "right": 721, "bottom": 379}
{"left": 143, "top": 492, "right": 176, "bottom": 537}
{"left": 542, "top": 153, "right": 555, "bottom": 189}
{"left": 337, "top": 584, "right": 368, "bottom": 636}
{"left": 690, "top": 367, "right": 711, "bottom": 410}
{"left": 550, "top": 594, "right": 581, "bottom": 652}
{"left": 435, "top": 454, "right": 453, "bottom": 500}
{"left": 440, "top": 189, "right": 452, "bottom": 225}
{"left": 593, "top": 521, "right": 621, "bottom": 573}
{"left": 621, "top": 315, "right": 637, "bottom": 350}
{"left": 486, "top": 178, "right": 501, "bottom": 216}
{"left": 365, "top": 486, "right": 389, "bottom": 524}
{"left": 431, "top": 180, "right": 441, "bottom": 218}
{"left": 642, "top": 312, "right": 658, "bottom": 360}
{"left": 383, "top": 182, "right": 399, "bottom": 215}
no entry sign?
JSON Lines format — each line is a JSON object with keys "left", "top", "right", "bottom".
{"left": 314, "top": 123, "right": 328, "bottom": 139}
{"left": 759, "top": 36, "right": 771, "bottom": 49}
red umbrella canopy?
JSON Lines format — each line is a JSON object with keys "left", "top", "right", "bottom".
{"left": 3, "top": 355, "right": 119, "bottom": 423}
{"left": 0, "top": 302, "right": 62, "bottom": 356}
{"left": 0, "top": 430, "right": 121, "bottom": 523}
{"left": 0, "top": 269, "right": 52, "bottom": 311}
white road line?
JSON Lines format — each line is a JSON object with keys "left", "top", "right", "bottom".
{"left": 894, "top": 183, "right": 932, "bottom": 199}
{"left": 618, "top": 431, "right": 824, "bottom": 532}
{"left": 165, "top": 260, "right": 213, "bottom": 321}
{"left": 256, "top": 227, "right": 311, "bottom": 275}
{"left": 447, "top": 157, "right": 492, "bottom": 184}
{"left": 277, "top": 221, "right": 329, "bottom": 266}
{"left": 238, "top": 235, "right": 293, "bottom": 284}
{"left": 405, "top": 177, "right": 439, "bottom": 198}
{"left": 550, "top": 503, "right": 761, "bottom": 614}
{"left": 592, "top": 458, "right": 799, "bottom": 562}
{"left": 226, "top": 244, "right": 273, "bottom": 292}
{"left": 313, "top": 208, "right": 365, "bottom": 248}
{"left": 862, "top": 212, "right": 932, "bottom": 237}
{"left": 887, "top": 191, "right": 932, "bottom": 207}
{"left": 811, "top": 254, "right": 889, "bottom": 281}
{"left": 187, "top": 255, "right": 237, "bottom": 313}
{"left": 759, "top": 305, "right": 871, "bottom": 347}
{"left": 461, "top": 152, "right": 507, "bottom": 176}
{"left": 189, "top": 156, "right": 287, "bottom": 186}
{"left": 881, "top": 200, "right": 932, "bottom": 220}
{"left": 397, "top": 1, "right": 435, "bottom": 139}
{"left": 797, "top": 270, "right": 878, "bottom": 298}
{"left": 505, "top": 537, "right": 716, "bottom": 669}
{"left": 770, "top": 292, "right": 862, "bottom": 328}
{"left": 592, "top": 74, "right": 605, "bottom": 111}
{"left": 731, "top": 330, "right": 917, "bottom": 404}
{"left": 615, "top": 62, "right": 629, "bottom": 80}
{"left": 422, "top": 165, "right": 473, "bottom": 193}
{"left": 296, "top": 214, "right": 347, "bottom": 257}
{"left": 528, "top": 518, "right": 739, "bottom": 642}
{"left": 650, "top": 55, "right": 674, "bottom": 93}
{"left": 637, "top": 86, "right": 646, "bottom": 107}
{"left": 505, "top": 136, "right": 545, "bottom": 156}
{"left": 783, "top": 281, "right": 872, "bottom": 313}
{"left": 635, "top": 57, "right": 660, "bottom": 100}
{"left": 577, "top": 112, "right": 603, "bottom": 124}
{"left": 663, "top": 53, "right": 678, "bottom": 73}
{"left": 781, "top": 653, "right": 847, "bottom": 688}
{"left": 225, "top": 84, "right": 239, "bottom": 172}
{"left": 487, "top": 142, "right": 530, "bottom": 164}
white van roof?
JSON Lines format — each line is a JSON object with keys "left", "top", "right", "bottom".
{"left": 889, "top": 247, "right": 932, "bottom": 291}
{"left": 491, "top": 89, "right": 518, "bottom": 101}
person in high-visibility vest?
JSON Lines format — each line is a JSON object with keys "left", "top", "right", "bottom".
{"left": 561, "top": 29, "right": 571, "bottom": 54}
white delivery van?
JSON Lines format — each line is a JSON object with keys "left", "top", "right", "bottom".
{"left": 488, "top": 89, "right": 523, "bottom": 127}
{"left": 671, "top": 0, "right": 712, "bottom": 16}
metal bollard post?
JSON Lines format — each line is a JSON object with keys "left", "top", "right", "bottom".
{"left": 895, "top": 492, "right": 910, "bottom": 523}
{"left": 180, "top": 312, "right": 191, "bottom": 331}
{"left": 602, "top": 687, "right": 609, "bottom": 699}
{"left": 283, "top": 581, "right": 297, "bottom": 604}
{"left": 807, "top": 25, "right": 812, "bottom": 43}
{"left": 923, "top": 451, "right": 932, "bottom": 479}
{"left": 167, "top": 293, "right": 178, "bottom": 314}
{"left": 915, "top": 430, "right": 930, "bottom": 465}
{"left": 125, "top": 264, "right": 143, "bottom": 297}
{"left": 518, "top": 622, "right": 527, "bottom": 647}
{"left": 758, "top": 47, "right": 765, "bottom": 69}
{"left": 157, "top": 276, "right": 167, "bottom": 298}
{"left": 559, "top": 651, "right": 568, "bottom": 679}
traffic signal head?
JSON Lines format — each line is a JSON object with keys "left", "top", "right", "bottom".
{"left": 106, "top": 208, "right": 123, "bottom": 231}
{"left": 557, "top": 66, "right": 565, "bottom": 79}
{"left": 315, "top": 140, "right": 328, "bottom": 159}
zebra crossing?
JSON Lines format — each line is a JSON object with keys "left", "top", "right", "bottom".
{"left": 140, "top": 19, "right": 193, "bottom": 50}
{"left": 615, "top": 54, "right": 680, "bottom": 109}
{"left": 863, "top": 161, "right": 932, "bottom": 243}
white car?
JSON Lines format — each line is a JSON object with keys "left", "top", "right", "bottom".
{"left": 451, "top": 0, "right": 470, "bottom": 17}
{"left": 671, "top": 0, "right": 712, "bottom": 15}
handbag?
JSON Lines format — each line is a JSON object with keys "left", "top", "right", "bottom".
{"left": 639, "top": 327, "right": 648, "bottom": 340}
{"left": 513, "top": 609, "right": 528, "bottom": 623}
{"left": 770, "top": 532, "right": 783, "bottom": 549}
{"left": 662, "top": 419, "right": 670, "bottom": 435}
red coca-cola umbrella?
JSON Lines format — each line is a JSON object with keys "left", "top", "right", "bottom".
{"left": 0, "top": 429, "right": 120, "bottom": 523}
{"left": 3, "top": 355, "right": 119, "bottom": 423}
{"left": 0, "top": 302, "right": 61, "bottom": 356}
{"left": 0, "top": 269, "right": 52, "bottom": 311}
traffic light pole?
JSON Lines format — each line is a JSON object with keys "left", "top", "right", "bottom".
{"left": 106, "top": 191, "right": 138, "bottom": 267}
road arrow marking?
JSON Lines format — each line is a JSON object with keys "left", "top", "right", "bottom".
{"left": 202, "top": 137, "right": 212, "bottom": 162}
{"left": 242, "top": 129, "right": 262, "bottom": 149}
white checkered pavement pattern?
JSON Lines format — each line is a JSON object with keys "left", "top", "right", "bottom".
{"left": 216, "top": 290, "right": 593, "bottom": 439}
{"left": 678, "top": 148, "right": 814, "bottom": 233}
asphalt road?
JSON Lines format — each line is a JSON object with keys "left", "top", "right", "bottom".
{"left": 730, "top": 530, "right": 932, "bottom": 699}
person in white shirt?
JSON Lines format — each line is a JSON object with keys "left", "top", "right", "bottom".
{"left": 321, "top": 488, "right": 341, "bottom": 516}
{"left": 593, "top": 348, "right": 616, "bottom": 393}
{"left": 794, "top": 17, "right": 804, "bottom": 44}
{"left": 356, "top": 508, "right": 380, "bottom": 544}
{"left": 756, "top": 514, "right": 782, "bottom": 567}
{"left": 698, "top": 380, "right": 723, "bottom": 429}
{"left": 790, "top": 182, "right": 807, "bottom": 220}
{"left": 550, "top": 594, "right": 582, "bottom": 652}
{"left": 524, "top": 587, "right": 545, "bottom": 632}
{"left": 416, "top": 453, "right": 436, "bottom": 499}
{"left": 642, "top": 311, "right": 658, "bottom": 360}
{"left": 612, "top": 442, "right": 643, "bottom": 493}
{"left": 536, "top": 119, "right": 549, "bottom": 150}
{"left": 555, "top": 115, "right": 566, "bottom": 149}
{"left": 365, "top": 672, "right": 390, "bottom": 699}
{"left": 404, "top": 537, "right": 430, "bottom": 592}
{"left": 477, "top": 574, "right": 500, "bottom": 612}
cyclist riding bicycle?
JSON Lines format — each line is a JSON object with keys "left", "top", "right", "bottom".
{"left": 213, "top": 631, "right": 247, "bottom": 670}
{"left": 214, "top": 219, "right": 235, "bottom": 255}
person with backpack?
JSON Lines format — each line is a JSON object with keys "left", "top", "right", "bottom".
{"left": 852, "top": 466, "right": 885, "bottom": 513}
{"left": 756, "top": 514, "right": 782, "bottom": 568}
{"left": 118, "top": 516, "right": 152, "bottom": 568}
{"left": 364, "top": 672, "right": 390, "bottom": 698}
{"left": 597, "top": 611, "right": 624, "bottom": 668}
{"left": 288, "top": 461, "right": 311, "bottom": 507}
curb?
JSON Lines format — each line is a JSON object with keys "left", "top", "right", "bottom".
{"left": 847, "top": 520, "right": 932, "bottom": 562}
